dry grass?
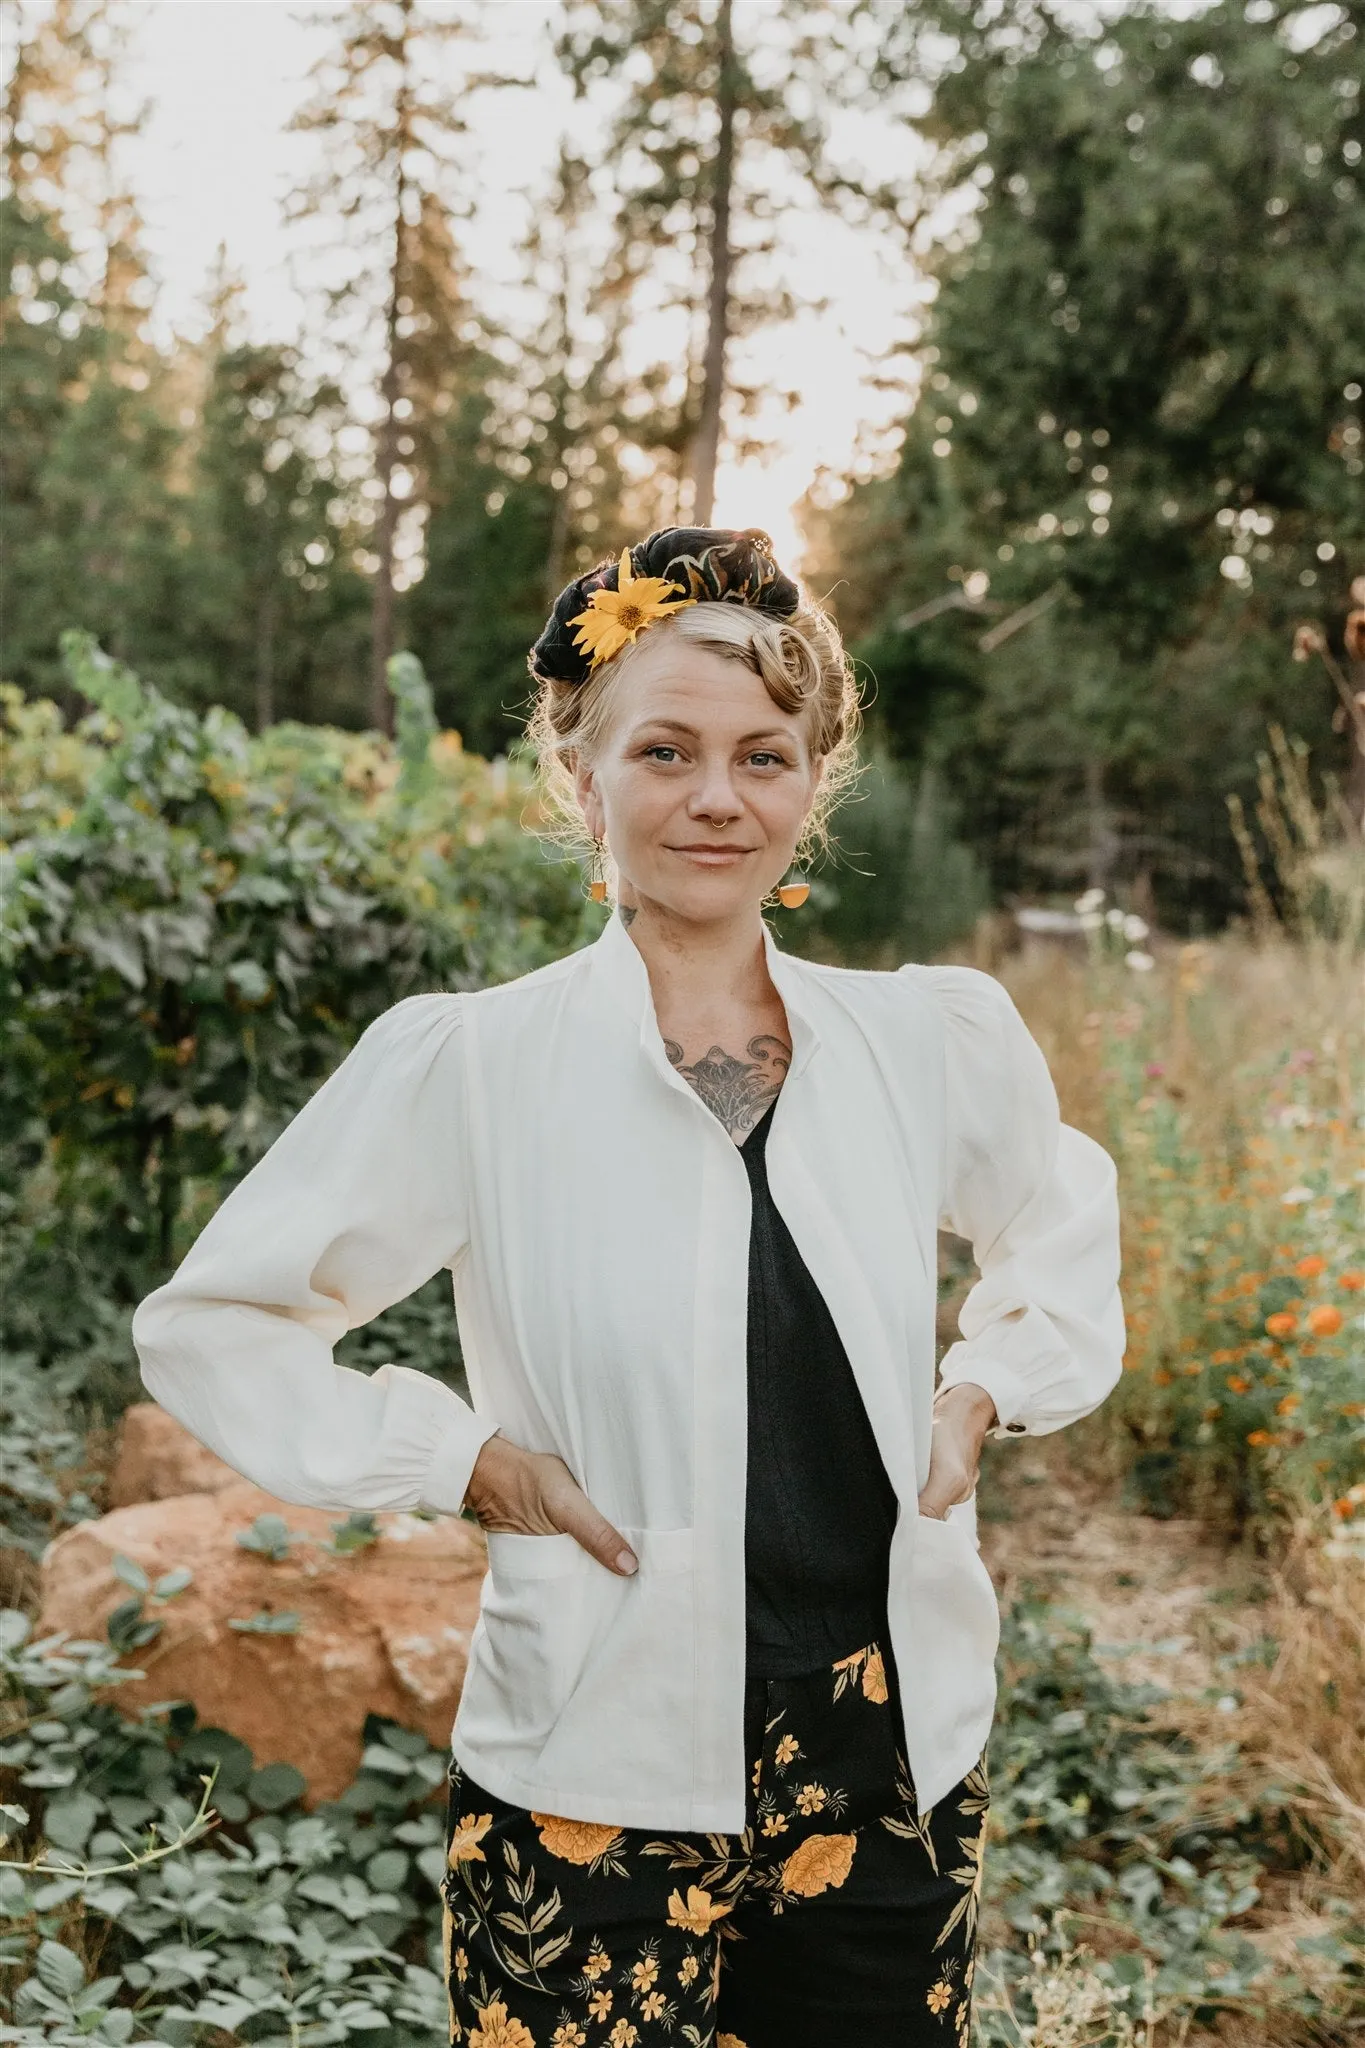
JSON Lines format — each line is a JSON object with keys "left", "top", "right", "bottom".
{"left": 980, "top": 1437, "right": 1363, "bottom": 2043}
{"left": 956, "top": 925, "right": 1363, "bottom": 2041}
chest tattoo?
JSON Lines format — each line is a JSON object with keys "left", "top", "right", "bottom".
{"left": 664, "top": 1034, "right": 791, "bottom": 1139}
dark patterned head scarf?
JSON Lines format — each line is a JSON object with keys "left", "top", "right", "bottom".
{"left": 528, "top": 526, "right": 802, "bottom": 687}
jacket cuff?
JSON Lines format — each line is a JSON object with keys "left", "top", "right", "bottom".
{"left": 419, "top": 1404, "right": 501, "bottom": 1515}
{"left": 936, "top": 1355, "right": 1033, "bottom": 1437}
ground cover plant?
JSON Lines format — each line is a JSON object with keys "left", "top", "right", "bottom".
{"left": 7, "top": 1580, "right": 1359, "bottom": 2048}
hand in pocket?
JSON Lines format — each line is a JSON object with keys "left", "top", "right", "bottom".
{"left": 464, "top": 1432, "right": 638, "bottom": 1575}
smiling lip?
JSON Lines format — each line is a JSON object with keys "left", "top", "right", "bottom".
{"left": 668, "top": 844, "right": 756, "bottom": 862}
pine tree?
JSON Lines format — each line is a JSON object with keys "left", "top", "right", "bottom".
{"left": 811, "top": 0, "right": 1365, "bottom": 922}
{"left": 1, "top": 0, "right": 181, "bottom": 694}
{"left": 407, "top": 140, "right": 648, "bottom": 751}
{"left": 288, "top": 0, "right": 503, "bottom": 729}
{"left": 185, "top": 263, "right": 367, "bottom": 729}
{"left": 556, "top": 0, "right": 916, "bottom": 524}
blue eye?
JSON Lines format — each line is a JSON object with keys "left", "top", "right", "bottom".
{"left": 644, "top": 744, "right": 680, "bottom": 762}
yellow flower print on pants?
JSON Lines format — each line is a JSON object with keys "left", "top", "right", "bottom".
{"left": 443, "top": 1636, "right": 988, "bottom": 2047}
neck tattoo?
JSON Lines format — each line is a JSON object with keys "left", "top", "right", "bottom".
{"left": 664, "top": 1035, "right": 791, "bottom": 1140}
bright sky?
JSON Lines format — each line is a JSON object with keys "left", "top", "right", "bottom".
{"left": 106, "top": 2, "right": 928, "bottom": 568}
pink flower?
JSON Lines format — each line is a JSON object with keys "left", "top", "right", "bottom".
{"left": 1144, "top": 1061, "right": 1165, "bottom": 1078}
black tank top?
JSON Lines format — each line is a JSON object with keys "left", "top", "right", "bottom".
{"left": 739, "top": 1093, "right": 900, "bottom": 1676}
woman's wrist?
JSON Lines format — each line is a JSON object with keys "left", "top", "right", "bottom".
{"left": 932, "top": 1380, "right": 999, "bottom": 1442}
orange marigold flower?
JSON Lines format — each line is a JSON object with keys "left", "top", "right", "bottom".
{"left": 1275, "top": 1393, "right": 1300, "bottom": 1415}
{"left": 1295, "top": 1254, "right": 1326, "bottom": 1278}
{"left": 1265, "top": 1311, "right": 1298, "bottom": 1339}
{"left": 780, "top": 1832, "right": 858, "bottom": 1898}
{"left": 1340, "top": 1270, "right": 1365, "bottom": 1292}
{"left": 1226, "top": 1375, "right": 1251, "bottom": 1394}
{"left": 1246, "top": 1429, "right": 1275, "bottom": 1446}
{"left": 531, "top": 1813, "right": 625, "bottom": 1865}
{"left": 1308, "top": 1304, "right": 1344, "bottom": 1337}
{"left": 1154, "top": 1368, "right": 1173, "bottom": 1386}
{"left": 1331, "top": 1497, "right": 1356, "bottom": 1519}
{"left": 469, "top": 2002, "right": 536, "bottom": 2048}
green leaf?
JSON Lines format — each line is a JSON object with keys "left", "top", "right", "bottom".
{"left": 329, "top": 1511, "right": 381, "bottom": 1554}
{"left": 358, "top": 1745, "right": 415, "bottom": 1778}
{"left": 364, "top": 1850, "right": 409, "bottom": 1892}
{"left": 153, "top": 1567, "right": 193, "bottom": 1599}
{"left": 248, "top": 1761, "right": 308, "bottom": 1812}
{"left": 43, "top": 1791, "right": 101, "bottom": 1853}
{"left": 228, "top": 1608, "right": 302, "bottom": 1634}
{"left": 0, "top": 1611, "right": 32, "bottom": 1652}
{"left": 35, "top": 1938, "right": 86, "bottom": 1999}
{"left": 234, "top": 1514, "right": 295, "bottom": 1560}
{"left": 106, "top": 1599, "right": 161, "bottom": 1653}
{"left": 111, "top": 1554, "right": 150, "bottom": 1595}
{"left": 226, "top": 957, "right": 273, "bottom": 1003}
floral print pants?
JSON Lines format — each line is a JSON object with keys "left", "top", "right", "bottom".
{"left": 441, "top": 1637, "right": 988, "bottom": 2048}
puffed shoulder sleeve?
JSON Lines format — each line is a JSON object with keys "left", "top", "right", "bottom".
{"left": 904, "top": 963, "right": 1126, "bottom": 1436}
{"left": 131, "top": 994, "right": 498, "bottom": 1515}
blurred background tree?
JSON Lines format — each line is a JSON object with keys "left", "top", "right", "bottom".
{"left": 1, "top": 0, "right": 1361, "bottom": 931}
{"left": 805, "top": 0, "right": 1364, "bottom": 926}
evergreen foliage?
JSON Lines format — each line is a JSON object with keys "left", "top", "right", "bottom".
{"left": 806, "top": 0, "right": 1365, "bottom": 926}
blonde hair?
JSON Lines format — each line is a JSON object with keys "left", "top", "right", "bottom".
{"left": 526, "top": 595, "right": 862, "bottom": 868}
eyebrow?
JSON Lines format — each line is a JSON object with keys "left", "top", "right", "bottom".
{"left": 633, "top": 719, "right": 796, "bottom": 744}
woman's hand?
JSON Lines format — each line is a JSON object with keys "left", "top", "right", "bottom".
{"left": 917, "top": 1383, "right": 998, "bottom": 1520}
{"left": 464, "top": 1432, "right": 639, "bottom": 1576}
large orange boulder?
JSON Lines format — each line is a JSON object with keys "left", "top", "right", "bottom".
{"left": 106, "top": 1401, "right": 241, "bottom": 1506}
{"left": 39, "top": 1474, "right": 488, "bottom": 1804}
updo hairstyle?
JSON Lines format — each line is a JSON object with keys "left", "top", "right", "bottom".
{"left": 526, "top": 554, "right": 862, "bottom": 868}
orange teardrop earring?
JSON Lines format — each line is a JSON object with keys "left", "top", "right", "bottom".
{"left": 588, "top": 837, "right": 608, "bottom": 903}
{"left": 777, "top": 872, "right": 810, "bottom": 909}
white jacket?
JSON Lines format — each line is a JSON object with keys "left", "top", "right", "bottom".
{"left": 132, "top": 911, "right": 1125, "bottom": 1829}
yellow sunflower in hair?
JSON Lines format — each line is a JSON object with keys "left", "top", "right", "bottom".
{"left": 568, "top": 549, "right": 695, "bottom": 670}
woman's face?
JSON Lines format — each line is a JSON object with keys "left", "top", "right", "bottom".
{"left": 573, "top": 633, "right": 823, "bottom": 927}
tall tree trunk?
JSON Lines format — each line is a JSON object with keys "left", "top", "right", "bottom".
{"left": 1084, "top": 755, "right": 1118, "bottom": 891}
{"left": 254, "top": 579, "right": 277, "bottom": 732}
{"left": 369, "top": 21, "right": 412, "bottom": 734}
{"left": 688, "top": 0, "right": 735, "bottom": 526}
{"left": 370, "top": 210, "right": 404, "bottom": 731}
{"left": 544, "top": 276, "right": 573, "bottom": 601}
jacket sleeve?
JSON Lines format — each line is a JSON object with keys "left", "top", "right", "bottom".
{"left": 906, "top": 963, "right": 1126, "bottom": 1437}
{"left": 130, "top": 993, "right": 498, "bottom": 1514}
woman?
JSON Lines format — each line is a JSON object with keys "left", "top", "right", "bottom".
{"left": 133, "top": 527, "right": 1125, "bottom": 2048}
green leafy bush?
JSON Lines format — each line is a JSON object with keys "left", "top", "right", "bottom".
{"left": 0, "top": 642, "right": 592, "bottom": 1433}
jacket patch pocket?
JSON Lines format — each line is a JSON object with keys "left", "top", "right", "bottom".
{"left": 902, "top": 1513, "right": 1000, "bottom": 1760}
{"left": 530, "top": 1526, "right": 696, "bottom": 1806}
{"left": 459, "top": 1530, "right": 590, "bottom": 1756}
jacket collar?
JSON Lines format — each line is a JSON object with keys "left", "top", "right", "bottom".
{"left": 587, "top": 907, "right": 822, "bottom": 1094}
